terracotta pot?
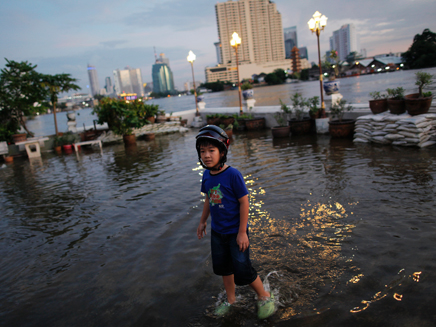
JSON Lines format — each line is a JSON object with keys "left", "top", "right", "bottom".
{"left": 309, "top": 110, "right": 320, "bottom": 119}
{"left": 220, "top": 116, "right": 235, "bottom": 126}
{"left": 245, "top": 118, "right": 265, "bottom": 130}
{"left": 328, "top": 119, "right": 355, "bottom": 138}
{"left": 144, "top": 133, "right": 155, "bottom": 141}
{"left": 62, "top": 144, "right": 73, "bottom": 154}
{"left": 369, "top": 99, "right": 388, "bottom": 114}
{"left": 271, "top": 125, "right": 290, "bottom": 138}
{"left": 289, "top": 118, "right": 312, "bottom": 135}
{"left": 12, "top": 133, "right": 27, "bottom": 144}
{"left": 54, "top": 145, "right": 62, "bottom": 154}
{"left": 206, "top": 117, "right": 221, "bottom": 126}
{"left": 4, "top": 155, "right": 14, "bottom": 163}
{"left": 123, "top": 134, "right": 136, "bottom": 145}
{"left": 146, "top": 116, "right": 156, "bottom": 124}
{"left": 405, "top": 93, "right": 433, "bottom": 116}
{"left": 387, "top": 99, "right": 406, "bottom": 115}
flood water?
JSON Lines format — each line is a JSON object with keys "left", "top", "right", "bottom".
{"left": 1, "top": 129, "right": 436, "bottom": 326}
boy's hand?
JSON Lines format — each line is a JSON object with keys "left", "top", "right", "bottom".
{"left": 237, "top": 231, "right": 249, "bottom": 252}
{"left": 197, "top": 222, "right": 207, "bottom": 239}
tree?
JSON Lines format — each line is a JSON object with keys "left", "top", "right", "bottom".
{"left": 41, "top": 74, "right": 80, "bottom": 135}
{"left": 0, "top": 59, "right": 48, "bottom": 136}
{"left": 402, "top": 29, "right": 436, "bottom": 69}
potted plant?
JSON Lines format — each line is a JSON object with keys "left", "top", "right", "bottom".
{"left": 220, "top": 115, "right": 235, "bottom": 127}
{"left": 369, "top": 91, "right": 388, "bottom": 114}
{"left": 328, "top": 99, "right": 355, "bottom": 138}
{"left": 288, "top": 93, "right": 312, "bottom": 135}
{"left": 307, "top": 96, "right": 320, "bottom": 119}
{"left": 241, "top": 82, "right": 254, "bottom": 100}
{"left": 53, "top": 135, "right": 62, "bottom": 154}
{"left": 405, "top": 72, "right": 434, "bottom": 115}
{"left": 206, "top": 114, "right": 221, "bottom": 126}
{"left": 93, "top": 98, "right": 151, "bottom": 145}
{"left": 145, "top": 104, "right": 159, "bottom": 124}
{"left": 386, "top": 87, "right": 406, "bottom": 114}
{"left": 61, "top": 132, "right": 77, "bottom": 153}
{"left": 272, "top": 100, "right": 291, "bottom": 138}
{"left": 155, "top": 109, "right": 167, "bottom": 123}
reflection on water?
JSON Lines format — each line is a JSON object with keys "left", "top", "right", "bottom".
{"left": 1, "top": 130, "right": 436, "bottom": 326}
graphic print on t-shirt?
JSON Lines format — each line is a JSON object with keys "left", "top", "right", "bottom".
{"left": 208, "top": 184, "right": 223, "bottom": 206}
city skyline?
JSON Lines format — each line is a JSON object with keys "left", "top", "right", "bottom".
{"left": 1, "top": 0, "right": 434, "bottom": 94}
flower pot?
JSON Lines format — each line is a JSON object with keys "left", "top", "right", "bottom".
{"left": 236, "top": 119, "right": 246, "bottom": 131}
{"left": 123, "top": 134, "right": 136, "bottom": 146}
{"left": 220, "top": 116, "right": 235, "bottom": 127}
{"left": 4, "top": 155, "right": 13, "bottom": 163}
{"left": 144, "top": 133, "right": 155, "bottom": 141}
{"left": 62, "top": 144, "right": 73, "bottom": 154}
{"left": 323, "top": 80, "right": 340, "bottom": 95}
{"left": 242, "top": 89, "right": 254, "bottom": 100}
{"left": 54, "top": 145, "right": 62, "bottom": 154}
{"left": 271, "top": 125, "right": 290, "bottom": 138}
{"left": 12, "top": 133, "right": 27, "bottom": 144}
{"left": 207, "top": 117, "right": 221, "bottom": 126}
{"left": 146, "top": 116, "right": 156, "bottom": 124}
{"left": 309, "top": 110, "right": 320, "bottom": 119}
{"left": 405, "top": 93, "right": 433, "bottom": 116}
{"left": 289, "top": 118, "right": 312, "bottom": 135}
{"left": 245, "top": 117, "right": 265, "bottom": 130}
{"left": 369, "top": 99, "right": 388, "bottom": 114}
{"left": 387, "top": 99, "right": 406, "bottom": 115}
{"left": 328, "top": 119, "right": 355, "bottom": 138}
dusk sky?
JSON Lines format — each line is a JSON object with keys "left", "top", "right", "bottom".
{"left": 1, "top": 0, "right": 434, "bottom": 94}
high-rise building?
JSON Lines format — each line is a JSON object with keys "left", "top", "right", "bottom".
{"left": 214, "top": 42, "right": 223, "bottom": 64}
{"left": 284, "top": 26, "right": 298, "bottom": 59}
{"left": 152, "top": 53, "right": 175, "bottom": 94}
{"left": 87, "top": 64, "right": 100, "bottom": 97}
{"left": 298, "top": 47, "right": 308, "bottom": 60}
{"left": 113, "top": 67, "right": 144, "bottom": 97}
{"left": 206, "top": 0, "right": 290, "bottom": 83}
{"left": 105, "top": 77, "right": 113, "bottom": 95}
{"left": 329, "top": 24, "right": 360, "bottom": 61}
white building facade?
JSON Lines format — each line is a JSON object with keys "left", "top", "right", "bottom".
{"left": 329, "top": 24, "right": 360, "bottom": 61}
{"left": 113, "top": 68, "right": 144, "bottom": 97}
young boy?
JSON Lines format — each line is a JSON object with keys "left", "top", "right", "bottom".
{"left": 195, "top": 125, "right": 275, "bottom": 319}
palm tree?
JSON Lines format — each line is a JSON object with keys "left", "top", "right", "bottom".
{"left": 41, "top": 74, "right": 80, "bottom": 135}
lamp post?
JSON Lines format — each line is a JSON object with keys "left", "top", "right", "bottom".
{"left": 187, "top": 50, "right": 199, "bottom": 116}
{"left": 230, "top": 32, "right": 243, "bottom": 115}
{"left": 308, "top": 11, "right": 328, "bottom": 118}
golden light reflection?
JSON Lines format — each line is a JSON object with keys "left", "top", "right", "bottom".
{"left": 412, "top": 271, "right": 422, "bottom": 282}
{"left": 393, "top": 293, "right": 403, "bottom": 301}
{"left": 349, "top": 274, "right": 364, "bottom": 284}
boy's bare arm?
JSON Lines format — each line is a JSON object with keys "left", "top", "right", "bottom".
{"left": 197, "top": 195, "right": 210, "bottom": 239}
{"left": 237, "top": 195, "right": 249, "bottom": 252}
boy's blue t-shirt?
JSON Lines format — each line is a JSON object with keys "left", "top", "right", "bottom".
{"left": 201, "top": 166, "right": 249, "bottom": 234}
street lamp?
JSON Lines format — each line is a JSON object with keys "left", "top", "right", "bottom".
{"left": 308, "top": 11, "right": 328, "bottom": 117}
{"left": 187, "top": 50, "right": 199, "bottom": 116}
{"left": 230, "top": 32, "right": 243, "bottom": 115}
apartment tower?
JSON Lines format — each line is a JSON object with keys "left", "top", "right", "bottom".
{"left": 206, "top": 0, "right": 290, "bottom": 83}
{"left": 329, "top": 24, "right": 360, "bottom": 61}
{"left": 87, "top": 64, "right": 100, "bottom": 97}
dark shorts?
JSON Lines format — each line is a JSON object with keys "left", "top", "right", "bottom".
{"left": 211, "top": 229, "right": 258, "bottom": 286}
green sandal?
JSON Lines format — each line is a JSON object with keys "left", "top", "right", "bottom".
{"left": 215, "top": 301, "right": 232, "bottom": 316}
{"left": 257, "top": 293, "right": 275, "bottom": 319}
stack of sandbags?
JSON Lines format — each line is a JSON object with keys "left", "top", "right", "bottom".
{"left": 353, "top": 113, "right": 436, "bottom": 148}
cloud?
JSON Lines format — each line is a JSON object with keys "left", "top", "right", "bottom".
{"left": 100, "top": 40, "right": 129, "bottom": 48}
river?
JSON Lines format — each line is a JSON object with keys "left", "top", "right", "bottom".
{"left": 1, "top": 130, "right": 435, "bottom": 326}
{"left": 25, "top": 67, "right": 436, "bottom": 137}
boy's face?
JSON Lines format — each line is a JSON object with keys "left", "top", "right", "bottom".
{"left": 199, "top": 144, "right": 223, "bottom": 169}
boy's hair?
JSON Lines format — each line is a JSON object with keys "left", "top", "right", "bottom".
{"left": 197, "top": 138, "right": 223, "bottom": 152}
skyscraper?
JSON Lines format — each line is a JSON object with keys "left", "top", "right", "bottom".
{"left": 105, "top": 76, "right": 113, "bottom": 95}
{"left": 87, "top": 64, "right": 100, "bottom": 96}
{"left": 206, "top": 0, "right": 290, "bottom": 83}
{"left": 329, "top": 24, "right": 360, "bottom": 61}
{"left": 113, "top": 67, "right": 144, "bottom": 97}
{"left": 152, "top": 53, "right": 175, "bottom": 94}
{"left": 284, "top": 26, "right": 298, "bottom": 59}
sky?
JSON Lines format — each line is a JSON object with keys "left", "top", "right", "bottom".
{"left": 1, "top": 0, "right": 435, "bottom": 94}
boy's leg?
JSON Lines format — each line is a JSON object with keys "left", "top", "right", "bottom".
{"left": 222, "top": 274, "right": 236, "bottom": 304}
{"left": 249, "top": 276, "right": 270, "bottom": 300}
